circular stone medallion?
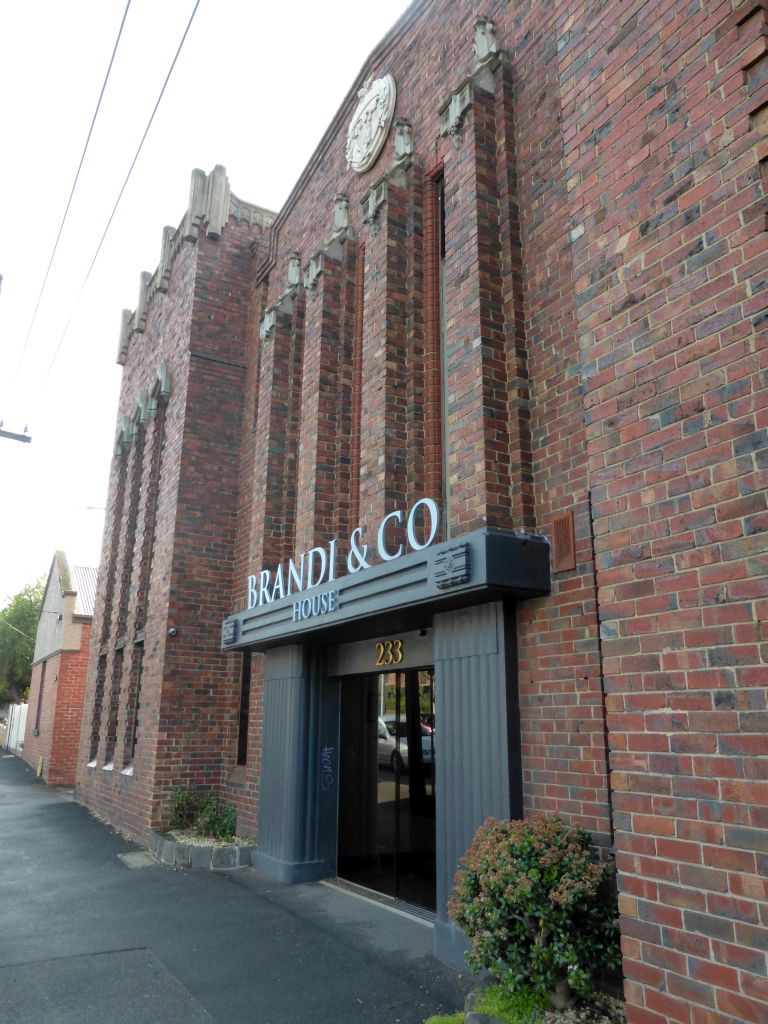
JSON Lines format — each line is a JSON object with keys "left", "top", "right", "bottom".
{"left": 346, "top": 74, "right": 397, "bottom": 173}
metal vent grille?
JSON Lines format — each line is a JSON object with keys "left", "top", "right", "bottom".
{"left": 552, "top": 510, "right": 576, "bottom": 572}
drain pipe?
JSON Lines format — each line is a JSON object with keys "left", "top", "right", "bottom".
{"left": 588, "top": 490, "right": 615, "bottom": 852}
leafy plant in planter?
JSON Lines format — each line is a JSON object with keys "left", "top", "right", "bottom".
{"left": 168, "top": 786, "right": 237, "bottom": 842}
{"left": 448, "top": 816, "right": 621, "bottom": 1006}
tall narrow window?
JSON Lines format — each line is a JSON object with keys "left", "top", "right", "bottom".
{"left": 89, "top": 655, "right": 107, "bottom": 763}
{"left": 348, "top": 245, "right": 365, "bottom": 529}
{"left": 103, "top": 647, "right": 123, "bottom": 767}
{"left": 123, "top": 394, "right": 166, "bottom": 767}
{"left": 237, "top": 653, "right": 251, "bottom": 766}
{"left": 124, "top": 641, "right": 144, "bottom": 767}
{"left": 424, "top": 170, "right": 447, "bottom": 535}
{"left": 33, "top": 660, "right": 47, "bottom": 735}
{"left": 438, "top": 176, "right": 448, "bottom": 535}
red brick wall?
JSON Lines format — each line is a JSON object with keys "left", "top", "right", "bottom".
{"left": 77, "top": 212, "right": 269, "bottom": 843}
{"left": 23, "top": 653, "right": 61, "bottom": 779}
{"left": 556, "top": 1, "right": 768, "bottom": 1021}
{"left": 23, "top": 622, "right": 91, "bottom": 786}
{"left": 49, "top": 624, "right": 91, "bottom": 785}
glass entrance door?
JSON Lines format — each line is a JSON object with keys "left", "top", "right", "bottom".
{"left": 337, "top": 668, "right": 436, "bottom": 911}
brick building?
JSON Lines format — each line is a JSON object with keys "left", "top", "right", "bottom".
{"left": 24, "top": 551, "right": 96, "bottom": 786}
{"left": 76, "top": 2, "right": 767, "bottom": 1022}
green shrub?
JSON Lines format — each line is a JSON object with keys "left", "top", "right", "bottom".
{"left": 448, "top": 816, "right": 621, "bottom": 1000}
{"left": 476, "top": 983, "right": 548, "bottom": 1023}
{"left": 168, "top": 786, "right": 237, "bottom": 841}
{"left": 192, "top": 793, "right": 237, "bottom": 841}
{"left": 169, "top": 786, "right": 198, "bottom": 830}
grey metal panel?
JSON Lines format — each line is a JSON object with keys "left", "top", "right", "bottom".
{"left": 222, "top": 529, "right": 550, "bottom": 652}
{"left": 256, "top": 646, "right": 339, "bottom": 883}
{"left": 258, "top": 664, "right": 307, "bottom": 864}
{"left": 433, "top": 602, "right": 512, "bottom": 932}
{"left": 432, "top": 604, "right": 499, "bottom": 659}
{"left": 327, "top": 628, "right": 433, "bottom": 676}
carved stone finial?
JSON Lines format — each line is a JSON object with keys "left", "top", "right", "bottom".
{"left": 153, "top": 362, "right": 171, "bottom": 403}
{"left": 362, "top": 179, "right": 388, "bottom": 225}
{"left": 135, "top": 272, "right": 152, "bottom": 333}
{"left": 333, "top": 194, "right": 349, "bottom": 234}
{"left": 117, "top": 309, "right": 133, "bottom": 366}
{"left": 158, "top": 227, "right": 175, "bottom": 293}
{"left": 393, "top": 118, "right": 413, "bottom": 162}
{"left": 147, "top": 362, "right": 171, "bottom": 417}
{"left": 439, "top": 82, "right": 474, "bottom": 140}
{"left": 116, "top": 416, "right": 137, "bottom": 457}
{"left": 286, "top": 252, "right": 301, "bottom": 288}
{"left": 304, "top": 253, "right": 324, "bottom": 292}
{"left": 473, "top": 16, "right": 499, "bottom": 65}
{"left": 204, "top": 165, "right": 231, "bottom": 238}
{"left": 260, "top": 309, "right": 276, "bottom": 344}
{"left": 133, "top": 394, "right": 150, "bottom": 427}
{"left": 438, "top": 16, "right": 504, "bottom": 150}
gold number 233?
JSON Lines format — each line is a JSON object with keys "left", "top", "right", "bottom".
{"left": 375, "top": 638, "right": 404, "bottom": 666}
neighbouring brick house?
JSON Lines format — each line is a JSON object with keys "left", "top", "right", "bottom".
{"left": 76, "top": 2, "right": 767, "bottom": 1022}
{"left": 24, "top": 552, "right": 96, "bottom": 785}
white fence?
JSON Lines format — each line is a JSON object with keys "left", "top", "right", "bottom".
{"left": 0, "top": 702, "right": 28, "bottom": 754}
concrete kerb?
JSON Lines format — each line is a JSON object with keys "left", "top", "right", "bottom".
{"left": 149, "top": 831, "right": 256, "bottom": 871}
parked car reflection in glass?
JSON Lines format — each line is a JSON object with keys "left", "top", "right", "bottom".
{"left": 377, "top": 715, "right": 434, "bottom": 772}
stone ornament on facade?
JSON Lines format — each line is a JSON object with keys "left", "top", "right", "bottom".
{"left": 439, "top": 17, "right": 504, "bottom": 145}
{"left": 304, "top": 253, "right": 324, "bottom": 292}
{"left": 393, "top": 118, "right": 413, "bottom": 163}
{"left": 260, "top": 309, "right": 276, "bottom": 344}
{"left": 362, "top": 179, "right": 388, "bottom": 226}
{"left": 346, "top": 74, "right": 397, "bottom": 173}
{"left": 439, "top": 82, "right": 474, "bottom": 139}
{"left": 286, "top": 252, "right": 301, "bottom": 289}
{"left": 332, "top": 194, "right": 350, "bottom": 236}
{"left": 148, "top": 362, "right": 171, "bottom": 416}
{"left": 473, "top": 15, "right": 499, "bottom": 66}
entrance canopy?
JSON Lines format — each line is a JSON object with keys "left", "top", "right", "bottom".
{"left": 222, "top": 528, "right": 550, "bottom": 652}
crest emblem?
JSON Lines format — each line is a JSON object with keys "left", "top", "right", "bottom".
{"left": 346, "top": 74, "right": 397, "bottom": 173}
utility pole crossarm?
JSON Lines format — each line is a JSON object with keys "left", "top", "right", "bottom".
{"left": 0, "top": 429, "right": 32, "bottom": 443}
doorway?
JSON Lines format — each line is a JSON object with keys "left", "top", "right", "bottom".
{"left": 337, "top": 668, "right": 436, "bottom": 911}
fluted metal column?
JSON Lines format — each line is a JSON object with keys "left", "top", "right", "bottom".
{"left": 254, "top": 645, "right": 340, "bottom": 883}
{"left": 432, "top": 601, "right": 521, "bottom": 966}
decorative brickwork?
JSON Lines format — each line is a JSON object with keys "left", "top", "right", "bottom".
{"left": 78, "top": 170, "right": 272, "bottom": 842}
{"left": 77, "top": 5, "right": 767, "bottom": 1020}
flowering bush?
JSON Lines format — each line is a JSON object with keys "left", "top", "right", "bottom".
{"left": 448, "top": 817, "right": 621, "bottom": 1000}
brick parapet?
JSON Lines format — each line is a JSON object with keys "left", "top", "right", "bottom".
{"left": 78, "top": 212, "right": 267, "bottom": 842}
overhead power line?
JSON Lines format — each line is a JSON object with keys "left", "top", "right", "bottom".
{"left": 0, "top": 616, "right": 33, "bottom": 641}
{"left": 12, "top": 0, "right": 133, "bottom": 388}
{"left": 40, "top": 0, "right": 202, "bottom": 392}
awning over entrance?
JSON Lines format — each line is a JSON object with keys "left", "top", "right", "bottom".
{"left": 221, "top": 528, "right": 550, "bottom": 652}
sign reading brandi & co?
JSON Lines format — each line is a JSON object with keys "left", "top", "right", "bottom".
{"left": 247, "top": 499, "right": 440, "bottom": 623}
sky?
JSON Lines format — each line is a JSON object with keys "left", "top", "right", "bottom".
{"left": 0, "top": 0, "right": 412, "bottom": 605}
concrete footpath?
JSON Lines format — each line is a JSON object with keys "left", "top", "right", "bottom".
{"left": 0, "top": 755, "right": 470, "bottom": 1024}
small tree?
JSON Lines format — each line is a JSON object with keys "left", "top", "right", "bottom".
{"left": 449, "top": 816, "right": 621, "bottom": 1004}
{"left": 0, "top": 579, "right": 44, "bottom": 702}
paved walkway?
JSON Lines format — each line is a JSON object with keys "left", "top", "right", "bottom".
{"left": 0, "top": 755, "right": 470, "bottom": 1023}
